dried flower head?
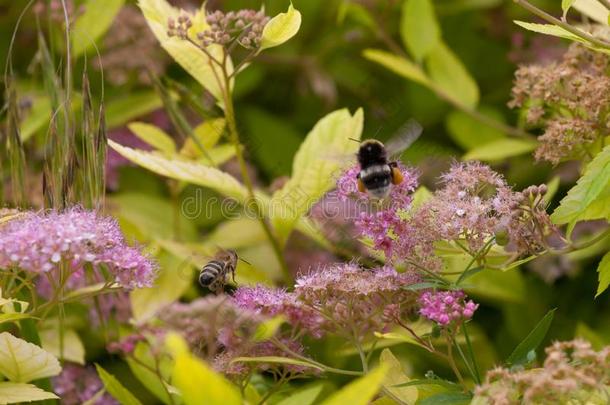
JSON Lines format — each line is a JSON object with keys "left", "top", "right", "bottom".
{"left": 418, "top": 290, "right": 478, "bottom": 327}
{"left": 295, "top": 263, "right": 419, "bottom": 342}
{"left": 510, "top": 43, "right": 610, "bottom": 164}
{"left": 199, "top": 9, "right": 270, "bottom": 49}
{"left": 53, "top": 363, "right": 118, "bottom": 405}
{"left": 0, "top": 207, "right": 157, "bottom": 289}
{"left": 475, "top": 339, "right": 610, "bottom": 404}
{"left": 98, "top": 5, "right": 168, "bottom": 85}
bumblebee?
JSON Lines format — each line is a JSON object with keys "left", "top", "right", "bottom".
{"left": 199, "top": 249, "right": 239, "bottom": 294}
{"left": 356, "top": 119, "right": 422, "bottom": 199}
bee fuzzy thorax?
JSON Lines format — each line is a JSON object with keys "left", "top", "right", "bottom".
{"left": 357, "top": 140, "right": 388, "bottom": 167}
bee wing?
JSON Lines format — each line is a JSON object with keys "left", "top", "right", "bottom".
{"left": 385, "top": 119, "right": 423, "bottom": 160}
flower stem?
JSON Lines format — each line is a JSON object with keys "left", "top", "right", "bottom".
{"left": 219, "top": 62, "right": 292, "bottom": 285}
{"left": 514, "top": 0, "right": 610, "bottom": 50}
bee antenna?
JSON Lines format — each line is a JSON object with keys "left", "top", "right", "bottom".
{"left": 348, "top": 137, "right": 361, "bottom": 143}
{"left": 239, "top": 257, "right": 251, "bottom": 265}
{"left": 373, "top": 125, "right": 383, "bottom": 138}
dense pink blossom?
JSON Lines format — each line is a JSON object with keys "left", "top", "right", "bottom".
{"left": 295, "top": 263, "right": 419, "bottom": 341}
{"left": 418, "top": 290, "right": 478, "bottom": 327}
{"left": 53, "top": 363, "right": 118, "bottom": 405}
{"left": 234, "top": 285, "right": 326, "bottom": 338}
{"left": 0, "top": 208, "right": 157, "bottom": 289}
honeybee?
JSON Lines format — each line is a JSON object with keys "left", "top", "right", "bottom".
{"left": 356, "top": 119, "right": 423, "bottom": 199}
{"left": 199, "top": 249, "right": 245, "bottom": 294}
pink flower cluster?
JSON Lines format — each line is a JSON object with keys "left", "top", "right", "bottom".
{"left": 53, "top": 363, "right": 118, "bottom": 405}
{"left": 233, "top": 285, "right": 326, "bottom": 338}
{"left": 0, "top": 208, "right": 157, "bottom": 289}
{"left": 295, "top": 263, "right": 419, "bottom": 340}
{"left": 418, "top": 290, "right": 478, "bottom": 327}
{"left": 335, "top": 164, "right": 420, "bottom": 262}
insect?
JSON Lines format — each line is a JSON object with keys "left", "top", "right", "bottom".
{"left": 198, "top": 249, "right": 245, "bottom": 294}
{"left": 356, "top": 119, "right": 423, "bottom": 199}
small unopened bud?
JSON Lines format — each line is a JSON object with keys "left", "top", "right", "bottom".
{"left": 537, "top": 184, "right": 548, "bottom": 195}
{"left": 494, "top": 226, "right": 509, "bottom": 246}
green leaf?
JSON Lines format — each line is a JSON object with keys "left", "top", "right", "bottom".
{"left": 130, "top": 251, "right": 194, "bottom": 323}
{"left": 0, "top": 332, "right": 61, "bottom": 383}
{"left": 551, "top": 145, "right": 610, "bottom": 226}
{"left": 573, "top": 0, "right": 608, "bottom": 25}
{"left": 252, "top": 316, "right": 286, "bottom": 342}
{"left": 181, "top": 118, "right": 226, "bottom": 158}
{"left": 72, "top": 0, "right": 125, "bottom": 56}
{"left": 465, "top": 267, "right": 526, "bottom": 304}
{"left": 127, "top": 122, "right": 176, "bottom": 154}
{"left": 270, "top": 108, "right": 363, "bottom": 242}
{"left": 106, "top": 92, "right": 163, "bottom": 129}
{"left": 506, "top": 309, "right": 556, "bottom": 366}
{"left": 275, "top": 382, "right": 327, "bottom": 405}
{"left": 320, "top": 365, "right": 388, "bottom": 405}
{"left": 595, "top": 251, "right": 610, "bottom": 297}
{"left": 562, "top": 0, "right": 576, "bottom": 18}
{"left": 127, "top": 342, "right": 175, "bottom": 404}
{"left": 138, "top": 0, "right": 231, "bottom": 101}
{"left": 96, "top": 364, "right": 143, "bottom": 405}
{"left": 0, "top": 313, "right": 32, "bottom": 326}
{"left": 462, "top": 138, "right": 537, "bottom": 162}
{"left": 108, "top": 141, "right": 250, "bottom": 203}
{"left": 260, "top": 3, "right": 302, "bottom": 51}
{"left": 363, "top": 49, "right": 430, "bottom": 86}
{"left": 513, "top": 21, "right": 584, "bottom": 43}
{"left": 425, "top": 42, "right": 479, "bottom": 109}
{"left": 40, "top": 328, "right": 85, "bottom": 365}
{"left": 230, "top": 356, "right": 323, "bottom": 372}
{"left": 418, "top": 392, "right": 472, "bottom": 405}
{"left": 445, "top": 108, "right": 505, "bottom": 150}
{"left": 0, "top": 382, "right": 59, "bottom": 404}
{"left": 379, "top": 349, "right": 418, "bottom": 404}
{"left": 400, "top": 0, "right": 441, "bottom": 61}
{"left": 20, "top": 96, "right": 51, "bottom": 142}
{"left": 166, "top": 333, "right": 242, "bottom": 405}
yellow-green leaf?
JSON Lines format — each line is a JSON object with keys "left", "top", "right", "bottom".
{"left": 138, "top": 0, "right": 231, "bottom": 101}
{"left": 96, "top": 364, "right": 143, "bottom": 405}
{"left": 260, "top": 4, "right": 302, "bottom": 51}
{"left": 181, "top": 118, "right": 226, "bottom": 158}
{"left": 270, "top": 108, "right": 363, "bottom": 243}
{"left": 106, "top": 92, "right": 163, "bottom": 129}
{"left": 127, "top": 342, "right": 175, "bottom": 404}
{"left": 320, "top": 365, "right": 388, "bottom": 405}
{"left": 253, "top": 316, "right": 286, "bottom": 342}
{"left": 551, "top": 144, "right": 610, "bottom": 226}
{"left": 166, "top": 333, "right": 242, "bottom": 405}
{"left": 573, "top": 0, "right": 608, "bottom": 24}
{"left": 275, "top": 382, "right": 327, "bottom": 405}
{"left": 230, "top": 356, "right": 323, "bottom": 372}
{"left": 40, "top": 328, "right": 85, "bottom": 365}
{"left": 595, "top": 251, "right": 610, "bottom": 297}
{"left": 445, "top": 107, "right": 505, "bottom": 150}
{"left": 400, "top": 0, "right": 441, "bottom": 61}
{"left": 128, "top": 122, "right": 176, "bottom": 154}
{"left": 462, "top": 138, "right": 536, "bottom": 162}
{"left": 72, "top": 0, "right": 125, "bottom": 56}
{"left": 379, "top": 349, "right": 418, "bottom": 404}
{"left": 0, "top": 382, "right": 59, "bottom": 404}
{"left": 513, "top": 21, "right": 584, "bottom": 43}
{"left": 425, "top": 42, "right": 479, "bottom": 109}
{"left": 130, "top": 251, "right": 193, "bottom": 323}
{"left": 363, "top": 49, "right": 430, "bottom": 86}
{"left": 109, "top": 141, "right": 250, "bottom": 203}
{"left": 0, "top": 332, "right": 61, "bottom": 383}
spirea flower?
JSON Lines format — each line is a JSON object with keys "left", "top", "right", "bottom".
{"left": 418, "top": 290, "right": 478, "bottom": 327}
{"left": 157, "top": 295, "right": 317, "bottom": 379}
{"left": 510, "top": 43, "right": 610, "bottom": 164}
{"left": 234, "top": 285, "right": 326, "bottom": 338}
{"left": 295, "top": 263, "right": 419, "bottom": 341}
{"left": 335, "top": 164, "right": 420, "bottom": 262}
{"left": 474, "top": 339, "right": 610, "bottom": 404}
{"left": 0, "top": 207, "right": 157, "bottom": 289}
{"left": 53, "top": 363, "right": 118, "bottom": 405}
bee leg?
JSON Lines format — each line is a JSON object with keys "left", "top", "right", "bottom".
{"left": 231, "top": 265, "right": 236, "bottom": 283}
{"left": 391, "top": 166, "right": 403, "bottom": 185}
{"left": 357, "top": 178, "right": 366, "bottom": 193}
